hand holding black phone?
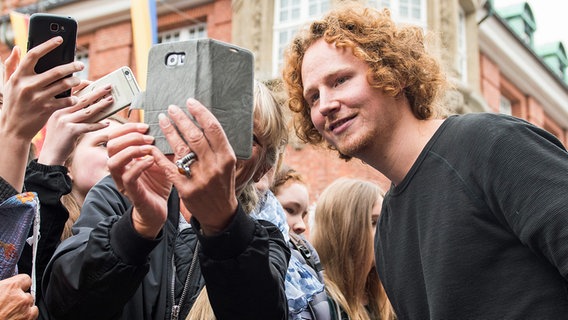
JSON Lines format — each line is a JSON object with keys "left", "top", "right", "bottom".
{"left": 27, "top": 13, "right": 77, "bottom": 98}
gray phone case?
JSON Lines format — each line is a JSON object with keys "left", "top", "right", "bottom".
{"left": 144, "top": 39, "right": 254, "bottom": 158}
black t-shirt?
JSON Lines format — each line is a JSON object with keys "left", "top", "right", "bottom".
{"left": 376, "top": 113, "right": 568, "bottom": 319}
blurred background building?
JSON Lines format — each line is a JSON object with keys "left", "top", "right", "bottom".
{"left": 0, "top": 0, "right": 566, "bottom": 199}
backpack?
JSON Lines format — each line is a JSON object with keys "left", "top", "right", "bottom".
{"left": 288, "top": 233, "right": 332, "bottom": 320}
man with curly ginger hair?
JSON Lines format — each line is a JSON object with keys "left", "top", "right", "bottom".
{"left": 282, "top": 3, "right": 568, "bottom": 319}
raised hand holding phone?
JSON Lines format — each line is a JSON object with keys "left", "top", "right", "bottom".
{"left": 75, "top": 66, "right": 141, "bottom": 123}
{"left": 27, "top": 13, "right": 78, "bottom": 98}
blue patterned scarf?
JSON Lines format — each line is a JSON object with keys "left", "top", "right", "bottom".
{"left": 251, "top": 191, "right": 325, "bottom": 319}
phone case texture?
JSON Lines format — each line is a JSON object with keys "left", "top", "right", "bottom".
{"left": 145, "top": 39, "right": 254, "bottom": 158}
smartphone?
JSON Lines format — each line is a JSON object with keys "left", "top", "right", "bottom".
{"left": 144, "top": 39, "right": 254, "bottom": 159}
{"left": 75, "top": 66, "right": 141, "bottom": 123}
{"left": 27, "top": 13, "right": 77, "bottom": 98}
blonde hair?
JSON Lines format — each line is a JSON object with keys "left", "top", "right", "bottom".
{"left": 312, "top": 178, "right": 394, "bottom": 320}
{"left": 185, "top": 287, "right": 215, "bottom": 320}
{"left": 238, "top": 80, "right": 288, "bottom": 213}
{"left": 282, "top": 3, "right": 447, "bottom": 158}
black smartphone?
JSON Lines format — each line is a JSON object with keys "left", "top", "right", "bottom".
{"left": 27, "top": 13, "right": 77, "bottom": 98}
{"left": 144, "top": 39, "right": 254, "bottom": 159}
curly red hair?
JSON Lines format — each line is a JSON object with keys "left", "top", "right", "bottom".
{"left": 282, "top": 3, "right": 448, "bottom": 153}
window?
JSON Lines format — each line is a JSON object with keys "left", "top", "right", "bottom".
{"left": 158, "top": 23, "right": 207, "bottom": 44}
{"left": 273, "top": 0, "right": 330, "bottom": 75}
{"left": 499, "top": 95, "right": 512, "bottom": 116}
{"left": 75, "top": 47, "right": 89, "bottom": 80}
{"left": 457, "top": 7, "right": 467, "bottom": 83}
{"left": 521, "top": 23, "right": 532, "bottom": 46}
{"left": 368, "top": 0, "right": 427, "bottom": 29}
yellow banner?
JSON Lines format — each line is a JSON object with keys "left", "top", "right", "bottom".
{"left": 9, "top": 11, "right": 29, "bottom": 55}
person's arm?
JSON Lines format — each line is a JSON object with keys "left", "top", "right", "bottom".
{"left": 18, "top": 77, "right": 116, "bottom": 288}
{"left": 0, "top": 39, "right": 83, "bottom": 192}
{"left": 42, "top": 176, "right": 162, "bottom": 319}
{"left": 150, "top": 100, "right": 289, "bottom": 318}
{"left": 192, "top": 209, "right": 290, "bottom": 319}
{"left": 17, "top": 160, "right": 72, "bottom": 297}
{"left": 477, "top": 116, "right": 568, "bottom": 279}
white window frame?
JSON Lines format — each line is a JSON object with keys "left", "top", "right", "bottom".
{"left": 368, "top": 0, "right": 427, "bottom": 29}
{"left": 499, "top": 95, "right": 512, "bottom": 116}
{"left": 158, "top": 23, "right": 208, "bottom": 44}
{"left": 272, "top": 0, "right": 330, "bottom": 76}
{"left": 75, "top": 47, "right": 89, "bottom": 80}
{"left": 457, "top": 6, "right": 468, "bottom": 83}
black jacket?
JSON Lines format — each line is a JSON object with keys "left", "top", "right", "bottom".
{"left": 18, "top": 160, "right": 72, "bottom": 305}
{"left": 42, "top": 175, "right": 289, "bottom": 320}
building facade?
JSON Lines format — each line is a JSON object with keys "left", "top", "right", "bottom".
{"left": 0, "top": 0, "right": 566, "bottom": 199}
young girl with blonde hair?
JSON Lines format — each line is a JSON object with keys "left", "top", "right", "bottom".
{"left": 312, "top": 178, "right": 395, "bottom": 320}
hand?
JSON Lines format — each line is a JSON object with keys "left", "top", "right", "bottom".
{"left": 0, "top": 37, "right": 83, "bottom": 143}
{"left": 38, "top": 84, "right": 115, "bottom": 166}
{"left": 0, "top": 274, "right": 39, "bottom": 320}
{"left": 153, "top": 99, "right": 238, "bottom": 236}
{"left": 106, "top": 123, "right": 172, "bottom": 239}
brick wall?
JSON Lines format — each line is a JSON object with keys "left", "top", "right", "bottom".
{"left": 479, "top": 52, "right": 568, "bottom": 147}
{"left": 282, "top": 143, "right": 391, "bottom": 204}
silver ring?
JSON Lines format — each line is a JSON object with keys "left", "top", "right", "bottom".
{"left": 176, "top": 152, "right": 197, "bottom": 177}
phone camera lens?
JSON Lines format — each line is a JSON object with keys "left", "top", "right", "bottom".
{"left": 50, "top": 23, "right": 59, "bottom": 32}
{"left": 166, "top": 54, "right": 178, "bottom": 66}
{"left": 124, "top": 70, "right": 130, "bottom": 76}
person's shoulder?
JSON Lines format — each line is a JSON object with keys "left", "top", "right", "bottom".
{"left": 449, "top": 112, "right": 526, "bottom": 125}
{"left": 83, "top": 175, "right": 130, "bottom": 210}
{"left": 445, "top": 112, "right": 532, "bottom": 136}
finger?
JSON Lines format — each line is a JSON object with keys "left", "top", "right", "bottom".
{"left": 150, "top": 147, "right": 183, "bottom": 181}
{"left": 20, "top": 36, "right": 65, "bottom": 74}
{"left": 107, "top": 131, "right": 154, "bottom": 158}
{"left": 40, "top": 95, "right": 79, "bottom": 114}
{"left": 185, "top": 98, "right": 233, "bottom": 156}
{"left": 108, "top": 122, "right": 149, "bottom": 140}
{"left": 12, "top": 274, "right": 32, "bottom": 290}
{"left": 79, "top": 92, "right": 115, "bottom": 122}
{"left": 166, "top": 104, "right": 213, "bottom": 162}
{"left": 108, "top": 145, "right": 154, "bottom": 186}
{"left": 82, "top": 95, "right": 114, "bottom": 121}
{"left": 29, "top": 305, "right": 39, "bottom": 320}
{"left": 122, "top": 154, "right": 156, "bottom": 191}
{"left": 42, "top": 74, "right": 82, "bottom": 99}
{"left": 50, "top": 85, "right": 111, "bottom": 118}
{"left": 4, "top": 46, "right": 21, "bottom": 81}
{"left": 158, "top": 112, "right": 192, "bottom": 159}
{"left": 73, "top": 79, "right": 92, "bottom": 93}
{"left": 75, "top": 84, "right": 112, "bottom": 109}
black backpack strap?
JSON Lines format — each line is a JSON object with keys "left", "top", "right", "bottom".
{"left": 289, "top": 233, "right": 323, "bottom": 273}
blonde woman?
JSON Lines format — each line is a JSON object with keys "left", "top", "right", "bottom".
{"left": 312, "top": 178, "right": 395, "bottom": 320}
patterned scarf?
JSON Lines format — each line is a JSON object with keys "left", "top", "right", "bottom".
{"left": 0, "top": 192, "right": 39, "bottom": 280}
{"left": 251, "top": 190, "right": 325, "bottom": 319}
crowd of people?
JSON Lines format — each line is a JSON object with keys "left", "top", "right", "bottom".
{"left": 2, "top": 2, "right": 568, "bottom": 320}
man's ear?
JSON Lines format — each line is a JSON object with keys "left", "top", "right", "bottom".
{"left": 253, "top": 163, "right": 272, "bottom": 183}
